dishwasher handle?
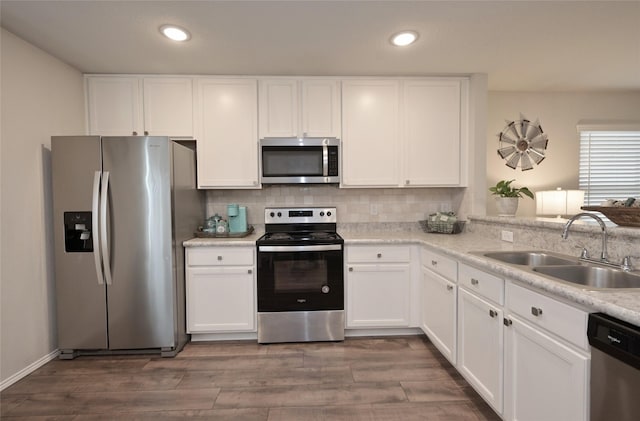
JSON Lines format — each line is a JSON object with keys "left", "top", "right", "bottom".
{"left": 587, "top": 313, "right": 640, "bottom": 370}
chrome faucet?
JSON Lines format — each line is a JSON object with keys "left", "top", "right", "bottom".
{"left": 561, "top": 213, "right": 608, "bottom": 262}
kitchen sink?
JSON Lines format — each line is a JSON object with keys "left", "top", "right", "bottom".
{"left": 533, "top": 265, "right": 640, "bottom": 289}
{"left": 483, "top": 251, "right": 577, "bottom": 266}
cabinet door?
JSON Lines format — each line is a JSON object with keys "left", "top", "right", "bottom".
{"left": 258, "top": 79, "right": 298, "bottom": 138}
{"left": 87, "top": 76, "right": 142, "bottom": 135}
{"left": 194, "top": 78, "right": 259, "bottom": 188}
{"left": 457, "top": 288, "right": 503, "bottom": 415}
{"left": 301, "top": 80, "right": 341, "bottom": 138}
{"left": 341, "top": 80, "right": 400, "bottom": 187}
{"left": 504, "top": 315, "right": 589, "bottom": 421}
{"left": 421, "top": 266, "right": 457, "bottom": 365}
{"left": 186, "top": 267, "right": 255, "bottom": 332}
{"left": 346, "top": 263, "right": 410, "bottom": 328}
{"left": 143, "top": 77, "right": 193, "bottom": 137}
{"left": 404, "top": 79, "right": 462, "bottom": 186}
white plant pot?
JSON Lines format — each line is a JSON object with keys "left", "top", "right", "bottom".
{"left": 496, "top": 197, "right": 519, "bottom": 216}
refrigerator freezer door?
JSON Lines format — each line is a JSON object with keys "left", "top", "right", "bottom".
{"left": 102, "top": 136, "right": 175, "bottom": 350}
{"left": 52, "top": 136, "right": 108, "bottom": 350}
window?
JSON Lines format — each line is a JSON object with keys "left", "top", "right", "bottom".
{"left": 578, "top": 128, "right": 640, "bottom": 206}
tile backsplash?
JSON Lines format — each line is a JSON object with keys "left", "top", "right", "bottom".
{"left": 468, "top": 216, "right": 640, "bottom": 264}
{"left": 206, "top": 186, "right": 464, "bottom": 224}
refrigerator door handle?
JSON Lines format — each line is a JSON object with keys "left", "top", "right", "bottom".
{"left": 92, "top": 171, "right": 105, "bottom": 285}
{"left": 100, "top": 171, "right": 113, "bottom": 285}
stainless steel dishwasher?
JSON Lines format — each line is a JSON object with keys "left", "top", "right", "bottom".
{"left": 587, "top": 313, "right": 640, "bottom": 421}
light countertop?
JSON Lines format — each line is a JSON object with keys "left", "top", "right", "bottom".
{"left": 184, "top": 229, "right": 640, "bottom": 326}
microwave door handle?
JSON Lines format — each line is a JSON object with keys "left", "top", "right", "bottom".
{"left": 92, "top": 171, "right": 105, "bottom": 285}
{"left": 322, "top": 145, "right": 329, "bottom": 177}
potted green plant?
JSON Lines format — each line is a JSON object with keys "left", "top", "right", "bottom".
{"left": 489, "top": 179, "right": 534, "bottom": 216}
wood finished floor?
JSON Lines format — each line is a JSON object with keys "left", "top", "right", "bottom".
{"left": 1, "top": 335, "right": 501, "bottom": 420}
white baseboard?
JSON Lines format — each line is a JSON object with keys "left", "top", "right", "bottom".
{"left": 0, "top": 349, "right": 60, "bottom": 392}
{"left": 345, "top": 327, "right": 423, "bottom": 337}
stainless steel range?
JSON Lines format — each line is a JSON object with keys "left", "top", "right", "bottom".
{"left": 256, "top": 207, "right": 344, "bottom": 343}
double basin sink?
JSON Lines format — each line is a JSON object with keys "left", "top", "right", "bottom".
{"left": 480, "top": 251, "right": 640, "bottom": 290}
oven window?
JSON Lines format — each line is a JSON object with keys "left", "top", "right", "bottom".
{"left": 262, "top": 147, "right": 323, "bottom": 176}
{"left": 274, "top": 258, "right": 327, "bottom": 293}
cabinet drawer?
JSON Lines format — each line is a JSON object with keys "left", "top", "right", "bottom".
{"left": 507, "top": 282, "right": 589, "bottom": 350}
{"left": 347, "top": 245, "right": 410, "bottom": 263}
{"left": 459, "top": 263, "right": 504, "bottom": 305}
{"left": 421, "top": 248, "right": 457, "bottom": 280}
{"left": 187, "top": 247, "right": 254, "bottom": 266}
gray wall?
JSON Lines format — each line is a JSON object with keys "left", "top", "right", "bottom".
{"left": 0, "top": 28, "right": 85, "bottom": 387}
{"left": 487, "top": 91, "right": 640, "bottom": 217}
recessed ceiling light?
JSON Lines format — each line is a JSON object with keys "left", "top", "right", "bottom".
{"left": 160, "top": 24, "right": 191, "bottom": 42}
{"left": 390, "top": 30, "right": 419, "bottom": 47}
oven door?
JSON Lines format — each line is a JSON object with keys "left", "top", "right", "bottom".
{"left": 257, "top": 244, "right": 344, "bottom": 312}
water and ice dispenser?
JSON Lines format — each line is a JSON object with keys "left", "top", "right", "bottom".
{"left": 63, "top": 211, "right": 93, "bottom": 252}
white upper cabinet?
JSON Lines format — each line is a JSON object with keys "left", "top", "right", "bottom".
{"left": 86, "top": 76, "right": 193, "bottom": 137}
{"left": 258, "top": 79, "right": 340, "bottom": 138}
{"left": 300, "top": 80, "right": 341, "bottom": 138}
{"left": 342, "top": 80, "right": 400, "bottom": 187}
{"left": 142, "top": 77, "right": 193, "bottom": 137}
{"left": 87, "top": 76, "right": 142, "bottom": 136}
{"left": 194, "top": 78, "right": 259, "bottom": 189}
{"left": 403, "top": 79, "right": 465, "bottom": 186}
{"left": 341, "top": 77, "right": 468, "bottom": 188}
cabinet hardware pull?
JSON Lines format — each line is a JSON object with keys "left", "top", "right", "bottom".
{"left": 248, "top": 269, "right": 252, "bottom": 274}
{"left": 489, "top": 309, "right": 497, "bottom": 318}
{"left": 531, "top": 307, "right": 543, "bottom": 317}
{"left": 349, "top": 267, "right": 353, "bottom": 272}
{"left": 132, "top": 131, "right": 138, "bottom": 135}
{"left": 471, "top": 278, "right": 479, "bottom": 285}
{"left": 377, "top": 253, "right": 382, "bottom": 258}
{"left": 431, "top": 260, "right": 438, "bottom": 266}
{"left": 406, "top": 180, "right": 410, "bottom": 185}
{"left": 503, "top": 318, "right": 512, "bottom": 326}
{"left": 144, "top": 130, "right": 149, "bottom": 135}
{"left": 446, "top": 285, "right": 453, "bottom": 291}
{"left": 217, "top": 256, "right": 223, "bottom": 261}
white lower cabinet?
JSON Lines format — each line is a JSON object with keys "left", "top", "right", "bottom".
{"left": 504, "top": 315, "right": 589, "bottom": 421}
{"left": 185, "top": 247, "right": 255, "bottom": 333}
{"left": 457, "top": 287, "right": 504, "bottom": 414}
{"left": 346, "top": 245, "right": 411, "bottom": 328}
{"left": 420, "top": 248, "right": 457, "bottom": 364}
{"left": 347, "top": 264, "right": 411, "bottom": 327}
{"left": 503, "top": 282, "right": 589, "bottom": 421}
{"left": 453, "top": 264, "right": 589, "bottom": 421}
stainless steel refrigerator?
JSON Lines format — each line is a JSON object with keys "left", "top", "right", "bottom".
{"left": 51, "top": 136, "right": 204, "bottom": 359}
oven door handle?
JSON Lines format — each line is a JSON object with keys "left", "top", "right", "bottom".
{"left": 258, "top": 244, "right": 343, "bottom": 252}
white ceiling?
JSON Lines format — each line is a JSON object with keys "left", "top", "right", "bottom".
{"left": 1, "top": 0, "right": 639, "bottom": 91}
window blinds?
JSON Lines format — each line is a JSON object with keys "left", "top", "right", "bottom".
{"left": 579, "top": 130, "right": 640, "bottom": 206}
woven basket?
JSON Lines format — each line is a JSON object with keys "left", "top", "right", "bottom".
{"left": 581, "top": 207, "right": 640, "bottom": 227}
{"left": 419, "top": 219, "right": 466, "bottom": 234}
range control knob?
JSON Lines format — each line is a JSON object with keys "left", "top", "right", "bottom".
{"left": 327, "top": 211, "right": 332, "bottom": 217}
{"left": 269, "top": 212, "right": 275, "bottom": 217}
{"left": 277, "top": 212, "right": 282, "bottom": 217}
{"left": 320, "top": 211, "right": 325, "bottom": 216}
{"left": 321, "top": 285, "right": 330, "bottom": 294}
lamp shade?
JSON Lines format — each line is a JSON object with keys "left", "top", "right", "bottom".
{"left": 536, "top": 189, "right": 585, "bottom": 217}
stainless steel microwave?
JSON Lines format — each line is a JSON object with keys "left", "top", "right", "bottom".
{"left": 260, "top": 138, "right": 340, "bottom": 184}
